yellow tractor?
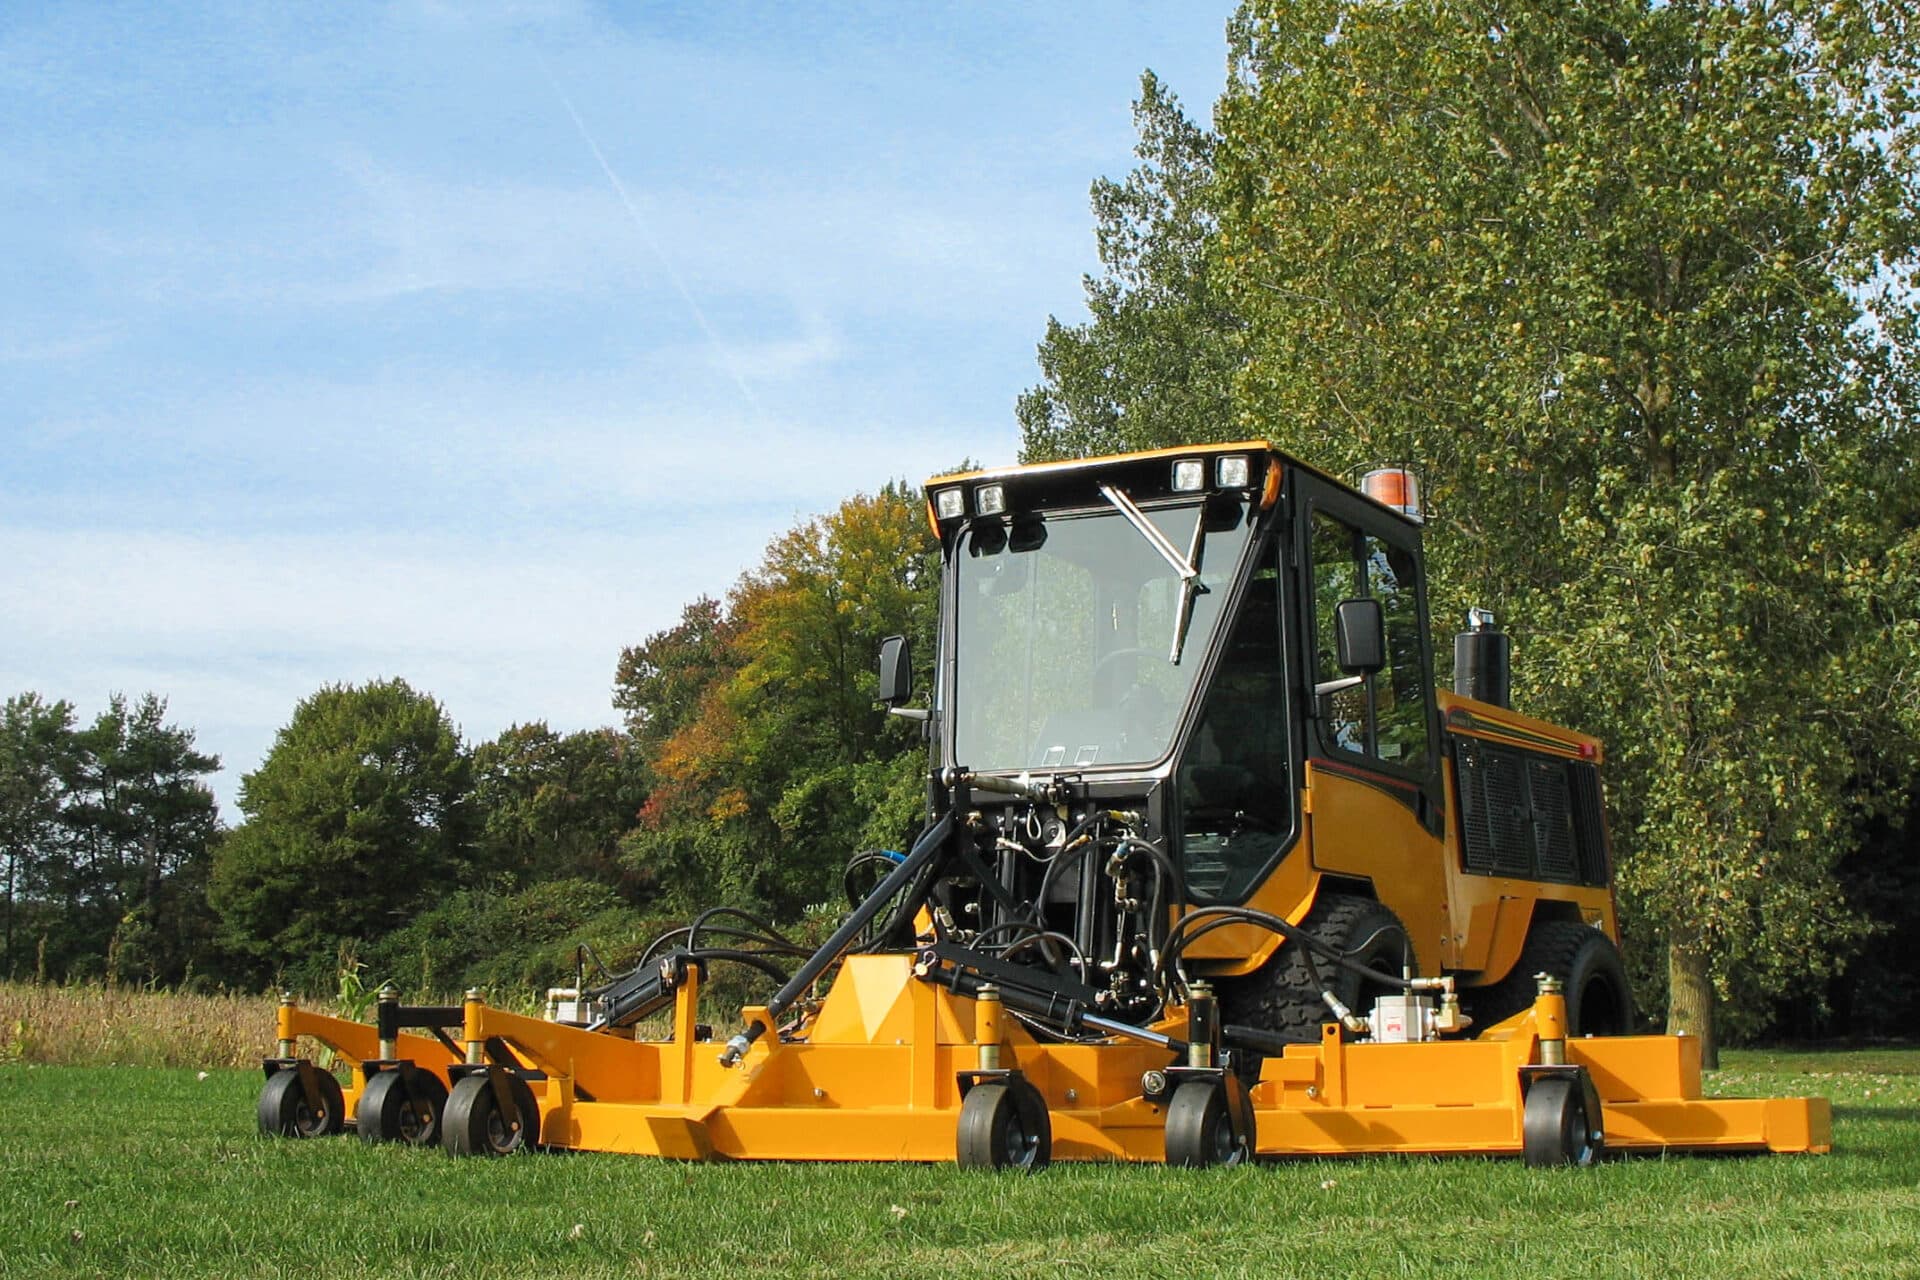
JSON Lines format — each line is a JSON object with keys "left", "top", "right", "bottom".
{"left": 258, "top": 442, "right": 1828, "bottom": 1167}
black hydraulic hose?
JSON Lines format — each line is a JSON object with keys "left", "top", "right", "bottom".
{"left": 687, "top": 906, "right": 810, "bottom": 956}
{"left": 1161, "top": 906, "right": 1420, "bottom": 994}
{"left": 997, "top": 930, "right": 1089, "bottom": 977}
{"left": 1115, "top": 834, "right": 1188, "bottom": 916}
{"left": 1034, "top": 834, "right": 1095, "bottom": 915}
{"left": 680, "top": 948, "right": 795, "bottom": 987}
{"left": 857, "top": 848, "right": 947, "bottom": 953}
{"left": 719, "top": 811, "right": 956, "bottom": 1065}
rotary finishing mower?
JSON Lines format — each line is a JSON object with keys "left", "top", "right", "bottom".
{"left": 257, "top": 443, "right": 1830, "bottom": 1167}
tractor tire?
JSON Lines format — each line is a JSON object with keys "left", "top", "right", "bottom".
{"left": 1467, "top": 919, "right": 1634, "bottom": 1036}
{"left": 1218, "top": 893, "right": 1413, "bottom": 1046}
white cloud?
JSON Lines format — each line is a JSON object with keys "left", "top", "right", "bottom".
{"left": 0, "top": 518, "right": 768, "bottom": 815}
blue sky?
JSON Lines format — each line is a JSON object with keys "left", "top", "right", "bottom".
{"left": 1, "top": 1, "right": 1235, "bottom": 816}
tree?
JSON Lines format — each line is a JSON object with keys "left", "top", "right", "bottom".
{"left": 209, "top": 678, "right": 472, "bottom": 987}
{"left": 470, "top": 722, "right": 644, "bottom": 892}
{"left": 58, "top": 694, "right": 221, "bottom": 983}
{"left": 613, "top": 596, "right": 741, "bottom": 764}
{"left": 0, "top": 694, "right": 77, "bottom": 978}
{"left": 620, "top": 485, "right": 939, "bottom": 915}
{"left": 1018, "top": 72, "right": 1240, "bottom": 462}
{"left": 1206, "top": 0, "right": 1920, "bottom": 1059}
{"left": 0, "top": 692, "right": 220, "bottom": 983}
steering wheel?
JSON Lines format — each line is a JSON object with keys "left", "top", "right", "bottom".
{"left": 1092, "top": 646, "right": 1159, "bottom": 681}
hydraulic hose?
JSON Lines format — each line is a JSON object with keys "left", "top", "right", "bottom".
{"left": 1161, "top": 905, "right": 1429, "bottom": 995}
{"left": 719, "top": 811, "right": 956, "bottom": 1066}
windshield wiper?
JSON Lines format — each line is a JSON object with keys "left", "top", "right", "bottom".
{"left": 1097, "top": 483, "right": 1208, "bottom": 663}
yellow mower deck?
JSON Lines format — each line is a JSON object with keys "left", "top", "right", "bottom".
{"left": 276, "top": 955, "right": 1829, "bottom": 1163}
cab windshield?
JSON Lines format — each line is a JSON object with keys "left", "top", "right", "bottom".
{"left": 951, "top": 496, "right": 1253, "bottom": 772}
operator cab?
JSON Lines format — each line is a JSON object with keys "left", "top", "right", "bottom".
{"left": 900, "top": 444, "right": 1441, "bottom": 952}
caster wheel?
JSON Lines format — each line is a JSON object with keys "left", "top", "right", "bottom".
{"left": 357, "top": 1069, "right": 449, "bottom": 1146}
{"left": 1164, "top": 1079, "right": 1248, "bottom": 1168}
{"left": 1523, "top": 1076, "right": 1600, "bottom": 1167}
{"left": 956, "top": 1080, "right": 1051, "bottom": 1172}
{"left": 442, "top": 1072, "right": 540, "bottom": 1156}
{"left": 258, "top": 1066, "right": 346, "bottom": 1138}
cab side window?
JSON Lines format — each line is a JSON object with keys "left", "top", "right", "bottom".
{"left": 1311, "top": 512, "right": 1431, "bottom": 772}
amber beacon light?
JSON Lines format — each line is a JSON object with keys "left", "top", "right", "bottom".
{"left": 1362, "top": 467, "right": 1423, "bottom": 523}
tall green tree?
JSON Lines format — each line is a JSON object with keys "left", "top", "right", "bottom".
{"left": 0, "top": 694, "right": 77, "bottom": 978}
{"left": 1018, "top": 72, "right": 1240, "bottom": 462}
{"left": 59, "top": 694, "right": 222, "bottom": 983}
{"left": 209, "top": 678, "right": 472, "bottom": 987}
{"left": 0, "top": 692, "right": 220, "bottom": 983}
{"left": 1206, "top": 0, "right": 1920, "bottom": 1058}
{"left": 470, "top": 722, "right": 643, "bottom": 892}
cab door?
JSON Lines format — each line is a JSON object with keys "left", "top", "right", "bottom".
{"left": 1296, "top": 480, "right": 1454, "bottom": 970}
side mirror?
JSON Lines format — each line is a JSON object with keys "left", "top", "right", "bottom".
{"left": 1334, "top": 598, "right": 1385, "bottom": 674}
{"left": 876, "top": 635, "right": 912, "bottom": 706}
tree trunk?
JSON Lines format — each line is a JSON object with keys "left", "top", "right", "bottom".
{"left": 1666, "top": 937, "right": 1718, "bottom": 1070}
{"left": 3, "top": 848, "right": 13, "bottom": 979}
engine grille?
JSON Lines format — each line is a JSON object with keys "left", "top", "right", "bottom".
{"left": 1453, "top": 736, "right": 1609, "bottom": 886}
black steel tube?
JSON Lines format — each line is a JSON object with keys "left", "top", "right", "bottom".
{"left": 935, "top": 965, "right": 1188, "bottom": 1055}
{"left": 720, "top": 812, "right": 955, "bottom": 1064}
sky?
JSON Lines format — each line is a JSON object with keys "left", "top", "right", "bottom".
{"left": 1, "top": 1, "right": 1237, "bottom": 818}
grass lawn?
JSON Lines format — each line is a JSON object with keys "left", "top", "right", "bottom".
{"left": 1, "top": 1049, "right": 1915, "bottom": 1279}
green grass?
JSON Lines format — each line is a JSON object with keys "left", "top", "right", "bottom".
{"left": 2, "top": 1050, "right": 1917, "bottom": 1278}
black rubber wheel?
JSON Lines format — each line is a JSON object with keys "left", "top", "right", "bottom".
{"left": 356, "top": 1069, "right": 449, "bottom": 1146}
{"left": 442, "top": 1073, "right": 541, "bottom": 1156}
{"left": 1164, "top": 1079, "right": 1247, "bottom": 1168}
{"left": 1522, "top": 1076, "right": 1599, "bottom": 1167}
{"left": 257, "top": 1066, "right": 346, "bottom": 1138}
{"left": 1468, "top": 920, "right": 1635, "bottom": 1036}
{"left": 955, "top": 1081, "right": 1051, "bottom": 1172}
{"left": 1219, "top": 894, "right": 1413, "bottom": 1045}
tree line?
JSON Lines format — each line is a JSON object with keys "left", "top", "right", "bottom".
{"left": 0, "top": 485, "right": 937, "bottom": 996}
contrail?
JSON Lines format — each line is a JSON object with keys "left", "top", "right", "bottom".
{"left": 537, "top": 52, "right": 763, "bottom": 415}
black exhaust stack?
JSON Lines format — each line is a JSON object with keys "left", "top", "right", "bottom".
{"left": 1453, "top": 608, "right": 1511, "bottom": 708}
